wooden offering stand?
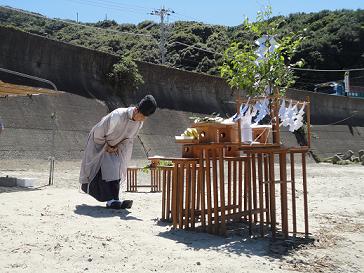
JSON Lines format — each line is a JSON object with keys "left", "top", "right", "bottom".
{"left": 134, "top": 92, "right": 312, "bottom": 239}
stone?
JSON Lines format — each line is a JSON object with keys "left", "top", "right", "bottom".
{"left": 360, "top": 154, "right": 364, "bottom": 162}
{"left": 332, "top": 155, "right": 342, "bottom": 164}
{"left": 342, "top": 150, "right": 354, "bottom": 160}
{"left": 352, "top": 156, "right": 360, "bottom": 163}
{"left": 358, "top": 150, "right": 364, "bottom": 159}
{"left": 16, "top": 178, "right": 37, "bottom": 187}
{"left": 336, "top": 160, "right": 350, "bottom": 165}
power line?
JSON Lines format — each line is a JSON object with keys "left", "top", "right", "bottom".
{"left": 80, "top": 0, "right": 153, "bottom": 12}
{"left": 168, "top": 41, "right": 223, "bottom": 56}
{"left": 64, "top": 0, "right": 150, "bottom": 17}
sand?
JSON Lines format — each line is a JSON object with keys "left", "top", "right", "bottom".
{"left": 0, "top": 159, "right": 363, "bottom": 273}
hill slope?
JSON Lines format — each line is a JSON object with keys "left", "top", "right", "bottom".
{"left": 1, "top": 7, "right": 363, "bottom": 89}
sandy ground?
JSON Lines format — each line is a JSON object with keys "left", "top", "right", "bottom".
{"left": 0, "top": 159, "right": 363, "bottom": 273}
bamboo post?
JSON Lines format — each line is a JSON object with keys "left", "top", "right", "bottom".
{"left": 272, "top": 89, "right": 281, "bottom": 145}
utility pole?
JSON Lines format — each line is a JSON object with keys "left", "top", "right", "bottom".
{"left": 150, "top": 6, "right": 174, "bottom": 64}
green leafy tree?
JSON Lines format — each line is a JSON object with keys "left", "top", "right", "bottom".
{"left": 0, "top": 6, "right": 363, "bottom": 85}
{"left": 107, "top": 56, "right": 144, "bottom": 97}
{"left": 220, "top": 6, "right": 304, "bottom": 96}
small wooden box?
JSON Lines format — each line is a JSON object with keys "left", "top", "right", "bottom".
{"left": 191, "top": 123, "right": 221, "bottom": 143}
{"left": 219, "top": 124, "right": 239, "bottom": 143}
{"left": 182, "top": 144, "right": 199, "bottom": 158}
{"left": 191, "top": 123, "right": 238, "bottom": 144}
{"left": 224, "top": 144, "right": 240, "bottom": 157}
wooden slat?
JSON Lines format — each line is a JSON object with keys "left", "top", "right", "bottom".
{"left": 257, "top": 154, "right": 264, "bottom": 237}
{"left": 205, "top": 148, "right": 213, "bottom": 233}
{"left": 290, "top": 152, "right": 297, "bottom": 234}
{"left": 218, "top": 147, "right": 226, "bottom": 234}
{"left": 302, "top": 152, "right": 309, "bottom": 237}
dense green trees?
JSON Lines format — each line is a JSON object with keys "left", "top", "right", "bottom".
{"left": 0, "top": 7, "right": 363, "bottom": 89}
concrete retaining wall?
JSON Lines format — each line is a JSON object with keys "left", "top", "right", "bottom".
{"left": 0, "top": 92, "right": 203, "bottom": 160}
{"left": 0, "top": 26, "right": 233, "bottom": 115}
{"left": 0, "top": 26, "right": 364, "bottom": 161}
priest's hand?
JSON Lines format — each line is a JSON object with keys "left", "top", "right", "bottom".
{"left": 105, "top": 144, "right": 119, "bottom": 155}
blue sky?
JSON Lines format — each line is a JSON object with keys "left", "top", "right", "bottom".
{"left": 0, "top": 0, "right": 363, "bottom": 26}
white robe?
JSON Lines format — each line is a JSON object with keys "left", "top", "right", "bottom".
{"left": 79, "top": 107, "right": 143, "bottom": 185}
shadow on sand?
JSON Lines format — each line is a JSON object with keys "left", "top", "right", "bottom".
{"left": 74, "top": 204, "right": 142, "bottom": 221}
{"left": 157, "top": 221, "right": 314, "bottom": 258}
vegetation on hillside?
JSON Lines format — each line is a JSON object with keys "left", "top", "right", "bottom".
{"left": 0, "top": 7, "right": 363, "bottom": 89}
